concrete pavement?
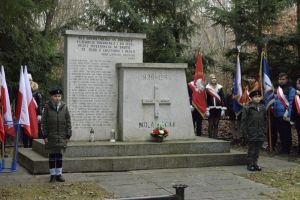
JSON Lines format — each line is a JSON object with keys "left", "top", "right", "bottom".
{"left": 1, "top": 155, "right": 300, "bottom": 200}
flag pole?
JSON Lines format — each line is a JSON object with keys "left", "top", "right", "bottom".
{"left": 1, "top": 127, "right": 3, "bottom": 171}
{"left": 11, "top": 123, "right": 20, "bottom": 171}
{"left": 1, "top": 107, "right": 4, "bottom": 170}
{"left": 261, "top": 48, "right": 273, "bottom": 152}
{"left": 267, "top": 109, "right": 272, "bottom": 152}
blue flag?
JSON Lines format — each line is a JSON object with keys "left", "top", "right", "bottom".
{"left": 233, "top": 54, "right": 242, "bottom": 115}
{"left": 261, "top": 56, "right": 275, "bottom": 109}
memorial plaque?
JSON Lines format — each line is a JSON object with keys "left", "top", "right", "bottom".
{"left": 117, "top": 63, "right": 195, "bottom": 141}
{"left": 64, "top": 31, "right": 146, "bottom": 140}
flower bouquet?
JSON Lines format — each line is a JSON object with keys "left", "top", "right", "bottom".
{"left": 150, "top": 125, "right": 168, "bottom": 142}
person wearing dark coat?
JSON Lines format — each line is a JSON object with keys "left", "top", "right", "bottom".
{"left": 188, "top": 84, "right": 203, "bottom": 136}
{"left": 225, "top": 89, "right": 241, "bottom": 145}
{"left": 241, "top": 90, "right": 266, "bottom": 171}
{"left": 273, "top": 73, "right": 295, "bottom": 154}
{"left": 291, "top": 78, "right": 300, "bottom": 155}
{"left": 42, "top": 87, "right": 72, "bottom": 183}
{"left": 31, "top": 81, "right": 43, "bottom": 138}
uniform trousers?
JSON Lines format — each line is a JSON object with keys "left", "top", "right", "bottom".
{"left": 247, "top": 141, "right": 264, "bottom": 166}
{"left": 192, "top": 110, "right": 203, "bottom": 136}
{"left": 274, "top": 117, "right": 292, "bottom": 154}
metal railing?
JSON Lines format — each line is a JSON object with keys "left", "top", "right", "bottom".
{"left": 0, "top": 122, "right": 21, "bottom": 173}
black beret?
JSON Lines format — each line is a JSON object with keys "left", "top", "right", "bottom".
{"left": 49, "top": 87, "right": 63, "bottom": 96}
{"left": 249, "top": 90, "right": 261, "bottom": 98}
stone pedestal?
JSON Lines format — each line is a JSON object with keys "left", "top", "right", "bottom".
{"left": 117, "top": 63, "right": 195, "bottom": 141}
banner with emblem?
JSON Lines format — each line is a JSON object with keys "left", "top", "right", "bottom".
{"left": 191, "top": 53, "right": 207, "bottom": 117}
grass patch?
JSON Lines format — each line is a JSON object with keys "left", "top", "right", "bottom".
{"left": 0, "top": 181, "right": 114, "bottom": 200}
{"left": 241, "top": 168, "right": 300, "bottom": 200}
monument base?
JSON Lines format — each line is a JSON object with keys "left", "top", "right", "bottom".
{"left": 18, "top": 138, "right": 246, "bottom": 174}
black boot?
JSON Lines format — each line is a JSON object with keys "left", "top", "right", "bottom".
{"left": 247, "top": 165, "right": 255, "bottom": 172}
{"left": 56, "top": 175, "right": 65, "bottom": 182}
{"left": 253, "top": 164, "right": 262, "bottom": 171}
{"left": 49, "top": 175, "right": 56, "bottom": 183}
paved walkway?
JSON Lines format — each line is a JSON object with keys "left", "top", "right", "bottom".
{"left": 1, "top": 155, "right": 300, "bottom": 200}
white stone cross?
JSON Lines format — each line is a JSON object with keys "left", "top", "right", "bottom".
{"left": 142, "top": 84, "right": 171, "bottom": 118}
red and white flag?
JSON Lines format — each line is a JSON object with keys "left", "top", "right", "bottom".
{"left": 23, "top": 66, "right": 38, "bottom": 138}
{"left": 1, "top": 66, "right": 15, "bottom": 136}
{"left": 0, "top": 113, "right": 4, "bottom": 143}
{"left": 15, "top": 66, "right": 31, "bottom": 137}
{"left": 191, "top": 53, "right": 207, "bottom": 117}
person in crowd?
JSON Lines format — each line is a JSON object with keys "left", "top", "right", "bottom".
{"left": 29, "top": 74, "right": 43, "bottom": 138}
{"left": 291, "top": 78, "right": 300, "bottom": 155}
{"left": 241, "top": 90, "right": 266, "bottom": 171}
{"left": 240, "top": 73, "right": 261, "bottom": 106}
{"left": 41, "top": 87, "right": 72, "bottom": 183}
{"left": 273, "top": 72, "right": 295, "bottom": 154}
{"left": 21, "top": 73, "right": 43, "bottom": 147}
{"left": 225, "top": 88, "right": 241, "bottom": 145}
{"left": 188, "top": 82, "right": 203, "bottom": 136}
{"left": 205, "top": 74, "right": 226, "bottom": 139}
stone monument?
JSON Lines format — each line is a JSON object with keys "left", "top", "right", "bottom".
{"left": 64, "top": 30, "right": 146, "bottom": 140}
{"left": 117, "top": 63, "right": 195, "bottom": 141}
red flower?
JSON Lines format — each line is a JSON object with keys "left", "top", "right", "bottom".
{"left": 150, "top": 127, "right": 169, "bottom": 138}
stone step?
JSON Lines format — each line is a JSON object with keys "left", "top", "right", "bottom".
{"left": 18, "top": 148, "right": 246, "bottom": 174}
{"left": 32, "top": 137, "right": 231, "bottom": 158}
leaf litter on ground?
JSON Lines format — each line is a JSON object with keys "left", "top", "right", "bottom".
{"left": 0, "top": 181, "right": 114, "bottom": 200}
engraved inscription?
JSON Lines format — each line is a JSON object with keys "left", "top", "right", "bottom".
{"left": 75, "top": 36, "right": 136, "bottom": 60}
{"left": 68, "top": 59, "right": 116, "bottom": 128}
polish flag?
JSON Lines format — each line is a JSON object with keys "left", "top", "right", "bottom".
{"left": 1, "top": 66, "right": 15, "bottom": 136}
{"left": 23, "top": 66, "right": 38, "bottom": 138}
{"left": 15, "top": 66, "right": 31, "bottom": 137}
{"left": 191, "top": 53, "right": 207, "bottom": 117}
{"left": 0, "top": 113, "right": 4, "bottom": 143}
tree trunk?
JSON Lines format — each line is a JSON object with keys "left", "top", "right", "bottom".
{"left": 44, "top": 0, "right": 59, "bottom": 36}
{"left": 257, "top": 0, "right": 263, "bottom": 64}
{"left": 297, "top": 0, "right": 300, "bottom": 60}
{"left": 233, "top": 0, "right": 242, "bottom": 47}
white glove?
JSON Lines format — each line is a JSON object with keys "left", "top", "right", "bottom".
{"left": 290, "top": 121, "right": 295, "bottom": 126}
{"left": 283, "top": 110, "right": 289, "bottom": 121}
{"left": 221, "top": 110, "right": 225, "bottom": 117}
{"left": 190, "top": 105, "right": 194, "bottom": 111}
{"left": 37, "top": 115, "right": 42, "bottom": 122}
{"left": 283, "top": 110, "right": 289, "bottom": 118}
{"left": 205, "top": 110, "right": 210, "bottom": 118}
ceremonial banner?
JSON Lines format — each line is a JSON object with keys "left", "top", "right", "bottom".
{"left": 233, "top": 53, "right": 242, "bottom": 115}
{"left": 15, "top": 66, "right": 31, "bottom": 137}
{"left": 191, "top": 53, "right": 207, "bottom": 117}
{"left": 1, "top": 66, "right": 15, "bottom": 136}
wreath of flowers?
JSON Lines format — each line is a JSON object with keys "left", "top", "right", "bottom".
{"left": 150, "top": 125, "right": 168, "bottom": 138}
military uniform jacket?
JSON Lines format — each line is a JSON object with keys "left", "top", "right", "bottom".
{"left": 241, "top": 103, "right": 266, "bottom": 142}
{"left": 42, "top": 100, "right": 72, "bottom": 150}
